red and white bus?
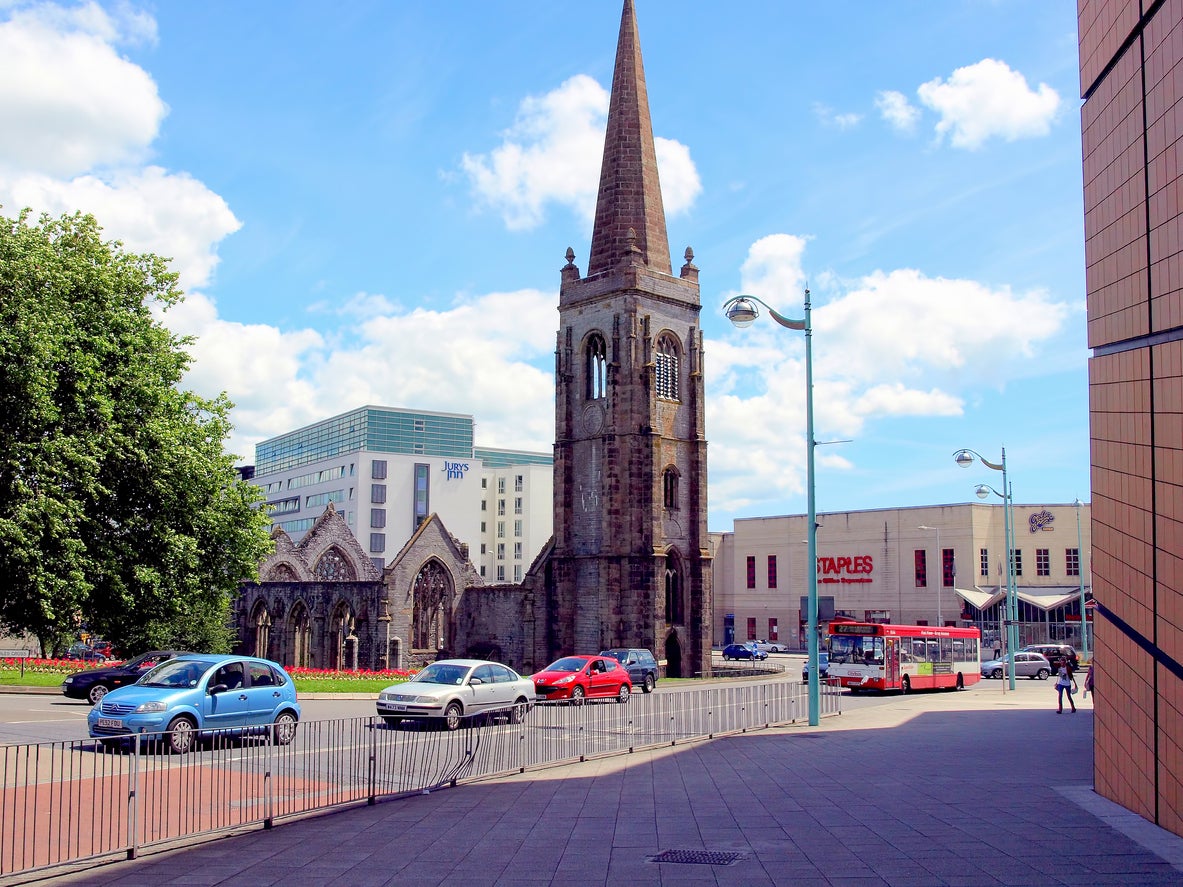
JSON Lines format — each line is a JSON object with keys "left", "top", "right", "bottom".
{"left": 825, "top": 622, "right": 982, "bottom": 693}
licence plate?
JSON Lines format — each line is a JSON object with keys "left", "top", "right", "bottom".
{"left": 97, "top": 718, "right": 123, "bottom": 729}
{"left": 392, "top": 705, "right": 407, "bottom": 712}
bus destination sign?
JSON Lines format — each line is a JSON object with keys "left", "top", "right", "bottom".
{"left": 831, "top": 623, "right": 879, "bottom": 636}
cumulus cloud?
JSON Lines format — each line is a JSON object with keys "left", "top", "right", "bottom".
{"left": 461, "top": 73, "right": 700, "bottom": 230}
{"left": 812, "top": 102, "right": 862, "bottom": 130}
{"left": 875, "top": 90, "right": 920, "bottom": 134}
{"left": 917, "top": 58, "right": 1060, "bottom": 149}
{"left": 707, "top": 235, "right": 1072, "bottom": 514}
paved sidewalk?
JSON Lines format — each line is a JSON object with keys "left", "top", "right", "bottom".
{"left": 21, "top": 679, "right": 1183, "bottom": 886}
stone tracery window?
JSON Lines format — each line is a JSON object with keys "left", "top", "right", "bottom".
{"left": 313, "top": 547, "right": 355, "bottom": 581}
{"left": 270, "top": 563, "right": 298, "bottom": 582}
{"left": 586, "top": 333, "right": 608, "bottom": 399}
{"left": 663, "top": 466, "right": 680, "bottom": 509}
{"left": 655, "top": 334, "right": 680, "bottom": 401}
{"left": 412, "top": 559, "right": 452, "bottom": 650}
{"left": 664, "top": 551, "right": 684, "bottom": 625}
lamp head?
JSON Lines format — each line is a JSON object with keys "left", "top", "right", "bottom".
{"left": 953, "top": 450, "right": 974, "bottom": 469}
{"left": 1073, "top": 498, "right": 1083, "bottom": 508}
{"left": 725, "top": 298, "right": 759, "bottom": 329}
{"left": 975, "top": 485, "right": 991, "bottom": 501}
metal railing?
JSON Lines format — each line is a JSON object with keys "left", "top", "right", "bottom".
{"left": 0, "top": 679, "right": 841, "bottom": 880}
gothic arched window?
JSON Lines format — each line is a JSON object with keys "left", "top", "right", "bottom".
{"left": 313, "top": 547, "right": 356, "bottom": 581}
{"left": 663, "top": 466, "right": 680, "bottom": 510}
{"left": 655, "top": 334, "right": 680, "bottom": 401}
{"left": 412, "top": 559, "right": 452, "bottom": 650}
{"left": 586, "top": 333, "right": 608, "bottom": 399}
{"left": 664, "top": 551, "right": 684, "bottom": 625}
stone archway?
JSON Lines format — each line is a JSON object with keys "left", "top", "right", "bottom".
{"left": 329, "top": 601, "right": 356, "bottom": 671}
{"left": 664, "top": 631, "right": 683, "bottom": 679}
{"left": 290, "top": 601, "right": 313, "bottom": 669}
{"left": 250, "top": 601, "right": 272, "bottom": 659}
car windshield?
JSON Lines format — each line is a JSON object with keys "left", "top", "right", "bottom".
{"left": 601, "top": 651, "right": 625, "bottom": 663}
{"left": 138, "top": 658, "right": 216, "bottom": 688}
{"left": 543, "top": 657, "right": 588, "bottom": 673}
{"left": 414, "top": 663, "right": 470, "bottom": 686}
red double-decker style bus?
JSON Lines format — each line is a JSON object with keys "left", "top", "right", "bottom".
{"left": 825, "top": 622, "right": 982, "bottom": 694}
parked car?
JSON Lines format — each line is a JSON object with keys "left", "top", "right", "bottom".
{"left": 531, "top": 655, "right": 632, "bottom": 704}
{"left": 376, "top": 659, "right": 534, "bottom": 731}
{"left": 89, "top": 640, "right": 116, "bottom": 658}
{"left": 1022, "top": 644, "right": 1078, "bottom": 669}
{"left": 62, "top": 643, "right": 106, "bottom": 663}
{"left": 61, "top": 650, "right": 190, "bottom": 705}
{"left": 87, "top": 654, "right": 300, "bottom": 754}
{"left": 722, "top": 642, "right": 768, "bottom": 661}
{"left": 801, "top": 650, "right": 830, "bottom": 681}
{"left": 981, "top": 651, "right": 1052, "bottom": 680}
{"left": 600, "top": 648, "right": 659, "bottom": 693}
{"left": 754, "top": 640, "right": 790, "bottom": 654}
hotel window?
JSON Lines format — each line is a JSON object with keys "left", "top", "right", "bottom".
{"left": 514, "top": 565, "right": 522, "bottom": 582}
{"left": 369, "top": 533, "right": 385, "bottom": 553}
{"left": 413, "top": 464, "right": 429, "bottom": 530}
{"left": 1011, "top": 549, "right": 1022, "bottom": 577}
{"left": 497, "top": 499, "right": 505, "bottom": 516}
{"left": 481, "top": 500, "right": 487, "bottom": 511}
{"left": 497, "top": 543, "right": 504, "bottom": 561}
{"left": 1036, "top": 548, "right": 1050, "bottom": 577}
{"left": 586, "top": 333, "right": 608, "bottom": 399}
{"left": 514, "top": 520, "right": 522, "bottom": 537}
{"left": 1066, "top": 548, "right": 1080, "bottom": 577}
{"left": 767, "top": 555, "right": 777, "bottom": 588}
{"left": 498, "top": 478, "right": 506, "bottom": 494}
{"left": 482, "top": 478, "right": 487, "bottom": 489}
{"left": 515, "top": 475, "right": 523, "bottom": 491}
{"left": 514, "top": 497, "right": 522, "bottom": 514}
{"left": 371, "top": 460, "right": 387, "bottom": 480}
{"left": 371, "top": 484, "right": 386, "bottom": 504}
{"left": 480, "top": 566, "right": 486, "bottom": 577}
{"left": 480, "top": 521, "right": 486, "bottom": 533}
{"left": 980, "top": 548, "right": 989, "bottom": 577}
{"left": 370, "top": 509, "right": 386, "bottom": 528}
{"left": 497, "top": 521, "right": 505, "bottom": 539}
{"left": 914, "top": 550, "right": 927, "bottom": 587}
{"left": 655, "top": 334, "right": 680, "bottom": 400}
{"left": 496, "top": 566, "right": 505, "bottom": 582}
{"left": 480, "top": 543, "right": 486, "bottom": 555}
{"left": 746, "top": 556, "right": 756, "bottom": 589}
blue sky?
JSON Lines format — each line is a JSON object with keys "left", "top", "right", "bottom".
{"left": 0, "top": 0, "right": 1088, "bottom": 531}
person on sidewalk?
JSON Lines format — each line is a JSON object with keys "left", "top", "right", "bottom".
{"left": 1055, "top": 658, "right": 1078, "bottom": 713}
{"left": 1084, "top": 662, "right": 1094, "bottom": 698}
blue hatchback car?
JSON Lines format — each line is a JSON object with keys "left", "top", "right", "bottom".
{"left": 87, "top": 654, "right": 300, "bottom": 753}
{"left": 721, "top": 642, "right": 769, "bottom": 661}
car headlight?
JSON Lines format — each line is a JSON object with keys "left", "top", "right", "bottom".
{"left": 135, "top": 702, "right": 168, "bottom": 713}
{"left": 556, "top": 675, "right": 575, "bottom": 685}
{"left": 63, "top": 677, "right": 74, "bottom": 685}
{"left": 413, "top": 695, "right": 438, "bottom": 704}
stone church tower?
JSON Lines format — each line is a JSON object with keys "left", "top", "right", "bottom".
{"left": 548, "top": 0, "right": 711, "bottom": 679}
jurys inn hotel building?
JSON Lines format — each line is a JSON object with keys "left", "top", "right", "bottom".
{"left": 246, "top": 405, "right": 1091, "bottom": 652}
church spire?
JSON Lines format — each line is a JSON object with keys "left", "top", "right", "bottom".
{"left": 586, "top": 0, "right": 672, "bottom": 277}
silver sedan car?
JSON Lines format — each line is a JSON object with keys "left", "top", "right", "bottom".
{"left": 376, "top": 659, "right": 535, "bottom": 730}
{"left": 980, "top": 651, "right": 1052, "bottom": 680}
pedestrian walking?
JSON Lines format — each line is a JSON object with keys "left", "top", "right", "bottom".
{"left": 1084, "top": 662, "right": 1094, "bottom": 698}
{"left": 1055, "top": 658, "right": 1078, "bottom": 713}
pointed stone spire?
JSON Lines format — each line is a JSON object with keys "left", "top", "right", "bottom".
{"left": 586, "top": 0, "right": 672, "bottom": 277}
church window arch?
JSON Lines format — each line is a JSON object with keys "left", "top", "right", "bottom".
{"left": 251, "top": 601, "right": 272, "bottom": 659}
{"left": 664, "top": 549, "right": 685, "bottom": 625}
{"left": 313, "top": 546, "right": 356, "bottom": 581}
{"left": 290, "top": 601, "right": 313, "bottom": 669}
{"left": 586, "top": 333, "right": 608, "bottom": 399}
{"left": 412, "top": 559, "right": 453, "bottom": 650}
{"left": 662, "top": 465, "right": 680, "bottom": 510}
{"left": 655, "top": 334, "right": 680, "bottom": 401}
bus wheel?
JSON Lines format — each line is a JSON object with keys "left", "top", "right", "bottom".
{"left": 901, "top": 675, "right": 911, "bottom": 694}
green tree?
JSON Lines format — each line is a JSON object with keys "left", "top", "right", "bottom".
{"left": 0, "top": 209, "right": 273, "bottom": 656}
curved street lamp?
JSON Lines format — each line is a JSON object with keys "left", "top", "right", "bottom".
{"left": 724, "top": 291, "right": 819, "bottom": 726}
{"left": 954, "top": 447, "right": 1019, "bottom": 691}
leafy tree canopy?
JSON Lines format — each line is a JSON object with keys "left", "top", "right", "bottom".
{"left": 0, "top": 209, "right": 273, "bottom": 656}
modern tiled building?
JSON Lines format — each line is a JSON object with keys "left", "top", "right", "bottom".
{"left": 250, "top": 405, "right": 552, "bottom": 576}
{"left": 712, "top": 502, "right": 1092, "bottom": 654}
{"left": 1079, "top": 0, "right": 1183, "bottom": 839}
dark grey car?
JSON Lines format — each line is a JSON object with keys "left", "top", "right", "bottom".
{"left": 600, "top": 648, "right": 659, "bottom": 693}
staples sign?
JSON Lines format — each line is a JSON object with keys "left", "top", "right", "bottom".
{"left": 818, "top": 555, "right": 874, "bottom": 584}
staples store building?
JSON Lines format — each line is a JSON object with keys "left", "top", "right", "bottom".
{"left": 710, "top": 502, "right": 1092, "bottom": 654}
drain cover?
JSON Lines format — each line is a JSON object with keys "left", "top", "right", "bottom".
{"left": 648, "top": 849, "right": 742, "bottom": 866}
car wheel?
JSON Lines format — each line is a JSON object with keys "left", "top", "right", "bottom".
{"left": 272, "top": 711, "right": 298, "bottom": 745}
{"left": 88, "top": 684, "right": 110, "bottom": 705}
{"left": 508, "top": 698, "right": 530, "bottom": 724}
{"left": 570, "top": 685, "right": 586, "bottom": 706}
{"left": 901, "top": 675, "right": 911, "bottom": 695}
{"left": 643, "top": 673, "right": 655, "bottom": 693}
{"left": 616, "top": 684, "right": 631, "bottom": 704}
{"left": 165, "top": 716, "right": 196, "bottom": 755}
{"left": 444, "top": 701, "right": 463, "bottom": 731}
{"left": 382, "top": 716, "right": 402, "bottom": 727}
{"left": 1036, "top": 668, "right": 1050, "bottom": 680}
{"left": 991, "top": 668, "right": 1003, "bottom": 679}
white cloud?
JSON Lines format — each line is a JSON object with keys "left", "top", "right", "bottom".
{"left": 461, "top": 73, "right": 700, "bottom": 230}
{"left": 812, "top": 102, "right": 862, "bottom": 130}
{"left": 875, "top": 90, "right": 920, "bottom": 134}
{"left": 0, "top": 2, "right": 165, "bottom": 176}
{"left": 707, "top": 236, "right": 1072, "bottom": 515}
{"left": 917, "top": 58, "right": 1060, "bottom": 149}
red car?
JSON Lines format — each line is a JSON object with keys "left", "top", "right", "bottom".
{"left": 531, "top": 655, "right": 632, "bottom": 704}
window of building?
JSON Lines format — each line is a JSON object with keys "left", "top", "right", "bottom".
{"left": 514, "top": 542, "right": 522, "bottom": 559}
{"left": 370, "top": 509, "right": 386, "bottom": 528}
{"left": 746, "top": 556, "right": 756, "bottom": 589}
{"left": 413, "top": 464, "right": 429, "bottom": 530}
{"left": 497, "top": 499, "right": 505, "bottom": 516}
{"left": 370, "top": 484, "right": 386, "bottom": 504}
{"left": 480, "top": 543, "right": 486, "bottom": 555}
{"left": 663, "top": 466, "right": 679, "bottom": 509}
{"left": 370, "top": 556, "right": 383, "bottom": 572}
{"left": 305, "top": 490, "right": 345, "bottom": 509}
{"left": 980, "top": 548, "right": 989, "bottom": 577}
{"left": 587, "top": 333, "right": 608, "bottom": 399}
{"left": 514, "top": 520, "right": 522, "bottom": 537}
{"left": 746, "top": 617, "right": 757, "bottom": 641}
{"left": 497, "top": 543, "right": 505, "bottom": 560}
{"left": 498, "top": 478, "right": 506, "bottom": 494}
{"left": 480, "top": 565, "right": 486, "bottom": 577}
{"left": 655, "top": 334, "right": 680, "bottom": 400}
{"left": 514, "top": 565, "right": 523, "bottom": 582}
{"left": 496, "top": 566, "right": 505, "bottom": 582}
{"left": 1036, "top": 548, "right": 1050, "bottom": 577}
{"left": 497, "top": 521, "right": 505, "bottom": 539}
{"left": 941, "top": 549, "right": 955, "bottom": 587}
{"left": 514, "top": 497, "right": 522, "bottom": 514}
{"left": 515, "top": 475, "right": 523, "bottom": 491}
{"left": 480, "top": 521, "right": 486, "bottom": 533}
{"left": 371, "top": 460, "right": 387, "bottom": 480}
{"left": 1066, "top": 548, "right": 1080, "bottom": 577}
{"left": 369, "top": 533, "right": 385, "bottom": 553}
{"left": 914, "top": 550, "right": 927, "bottom": 587}
{"left": 664, "top": 553, "right": 684, "bottom": 624}
{"left": 767, "top": 555, "right": 777, "bottom": 589}
{"left": 482, "top": 478, "right": 487, "bottom": 489}
{"left": 768, "top": 618, "right": 778, "bottom": 642}
{"left": 1011, "top": 549, "right": 1022, "bottom": 577}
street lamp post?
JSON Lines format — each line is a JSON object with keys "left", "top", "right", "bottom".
{"left": 953, "top": 447, "right": 1019, "bottom": 691}
{"left": 1074, "top": 498, "right": 1089, "bottom": 662}
{"left": 918, "top": 525, "right": 942, "bottom": 626}
{"left": 724, "top": 290, "right": 819, "bottom": 726}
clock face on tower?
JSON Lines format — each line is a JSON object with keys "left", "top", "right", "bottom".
{"left": 582, "top": 403, "right": 604, "bottom": 435}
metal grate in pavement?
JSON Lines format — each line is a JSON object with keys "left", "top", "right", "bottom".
{"left": 648, "top": 849, "right": 742, "bottom": 866}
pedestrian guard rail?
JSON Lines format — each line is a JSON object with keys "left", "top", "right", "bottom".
{"left": 0, "top": 678, "right": 841, "bottom": 880}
